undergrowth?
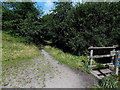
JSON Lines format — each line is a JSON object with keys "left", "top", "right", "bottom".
{"left": 2, "top": 32, "right": 41, "bottom": 67}
{"left": 99, "top": 75, "right": 120, "bottom": 88}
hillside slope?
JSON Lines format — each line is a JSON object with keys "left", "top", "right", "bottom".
{"left": 2, "top": 32, "right": 41, "bottom": 67}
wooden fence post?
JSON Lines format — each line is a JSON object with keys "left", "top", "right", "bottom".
{"left": 111, "top": 48, "right": 115, "bottom": 63}
{"left": 115, "top": 66, "right": 119, "bottom": 75}
{"left": 115, "top": 54, "right": 119, "bottom": 75}
{"left": 89, "top": 46, "right": 93, "bottom": 66}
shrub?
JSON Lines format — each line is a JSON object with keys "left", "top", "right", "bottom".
{"left": 99, "top": 76, "right": 119, "bottom": 88}
{"left": 43, "top": 2, "right": 120, "bottom": 55}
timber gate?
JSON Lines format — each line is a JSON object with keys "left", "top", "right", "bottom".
{"left": 88, "top": 45, "right": 119, "bottom": 76}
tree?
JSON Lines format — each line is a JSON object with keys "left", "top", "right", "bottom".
{"left": 50, "top": 2, "right": 73, "bottom": 45}
{"left": 42, "top": 2, "right": 120, "bottom": 55}
{"left": 2, "top": 2, "right": 43, "bottom": 44}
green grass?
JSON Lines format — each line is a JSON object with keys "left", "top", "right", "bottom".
{"left": 44, "top": 46, "right": 120, "bottom": 88}
{"left": 2, "top": 32, "right": 41, "bottom": 67}
{"left": 99, "top": 75, "right": 120, "bottom": 88}
{"left": 44, "top": 46, "right": 90, "bottom": 72}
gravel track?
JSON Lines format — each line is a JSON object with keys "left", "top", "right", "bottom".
{"left": 1, "top": 49, "right": 98, "bottom": 88}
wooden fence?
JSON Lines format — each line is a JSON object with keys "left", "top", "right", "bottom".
{"left": 88, "top": 45, "right": 119, "bottom": 75}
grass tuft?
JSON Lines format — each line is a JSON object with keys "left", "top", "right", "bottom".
{"left": 2, "top": 32, "right": 41, "bottom": 67}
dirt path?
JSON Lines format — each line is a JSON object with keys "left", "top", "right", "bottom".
{"left": 1, "top": 50, "right": 98, "bottom": 88}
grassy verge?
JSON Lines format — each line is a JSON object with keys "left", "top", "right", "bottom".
{"left": 44, "top": 46, "right": 90, "bottom": 72}
{"left": 44, "top": 46, "right": 120, "bottom": 88}
{"left": 2, "top": 32, "right": 41, "bottom": 67}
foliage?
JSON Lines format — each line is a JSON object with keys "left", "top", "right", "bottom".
{"left": 41, "top": 2, "right": 73, "bottom": 45}
{"left": 2, "top": 2, "right": 43, "bottom": 44}
{"left": 92, "top": 85, "right": 102, "bottom": 88}
{"left": 99, "top": 75, "right": 119, "bottom": 88}
{"left": 2, "top": 2, "right": 120, "bottom": 55}
{"left": 96, "top": 63, "right": 105, "bottom": 69}
{"left": 42, "top": 2, "right": 120, "bottom": 55}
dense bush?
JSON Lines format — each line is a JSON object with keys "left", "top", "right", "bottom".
{"left": 2, "top": 2, "right": 43, "bottom": 44}
{"left": 67, "top": 2, "right": 120, "bottom": 55}
{"left": 43, "top": 2, "right": 120, "bottom": 55}
{"left": 2, "top": 2, "right": 120, "bottom": 55}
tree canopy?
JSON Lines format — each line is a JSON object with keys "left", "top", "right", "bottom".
{"left": 2, "top": 2, "right": 120, "bottom": 55}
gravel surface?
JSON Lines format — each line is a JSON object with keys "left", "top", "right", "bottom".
{"left": 1, "top": 49, "right": 98, "bottom": 88}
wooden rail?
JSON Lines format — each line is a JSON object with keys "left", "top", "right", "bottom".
{"left": 88, "top": 54, "right": 112, "bottom": 58}
{"left": 88, "top": 45, "right": 118, "bottom": 50}
{"left": 88, "top": 45, "right": 119, "bottom": 75}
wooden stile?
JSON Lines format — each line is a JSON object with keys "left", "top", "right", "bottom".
{"left": 88, "top": 45, "right": 119, "bottom": 75}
